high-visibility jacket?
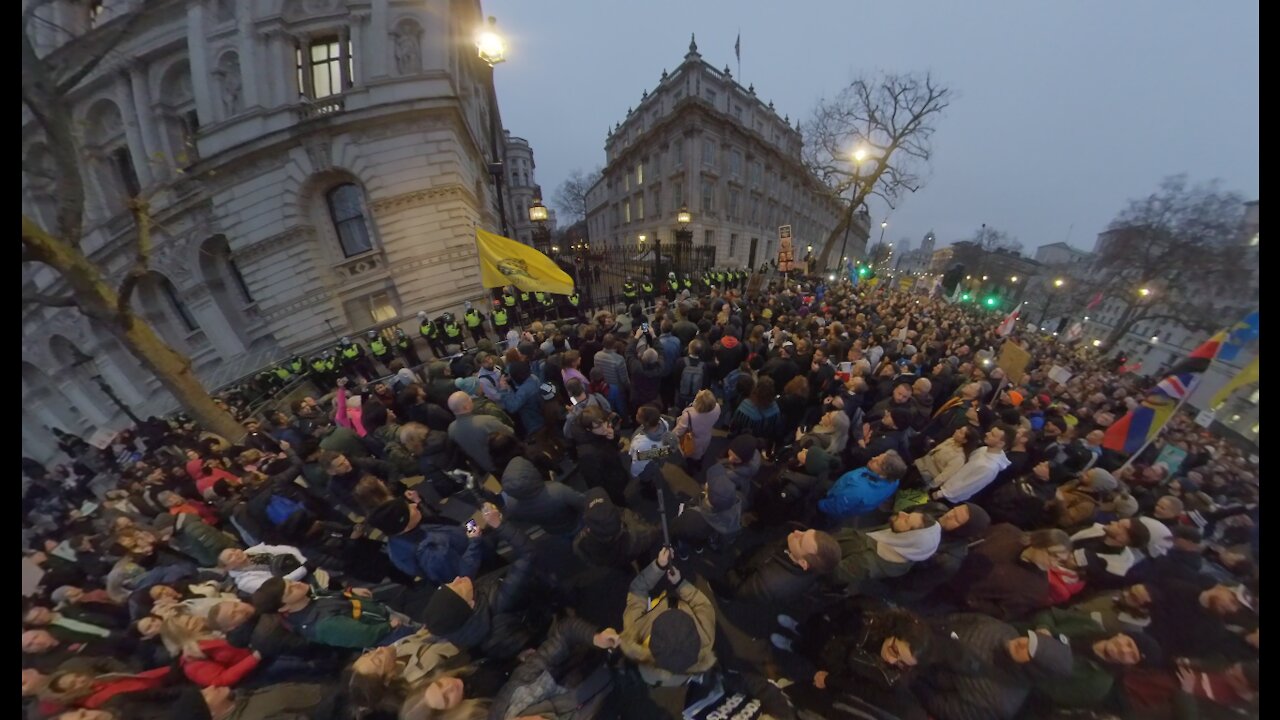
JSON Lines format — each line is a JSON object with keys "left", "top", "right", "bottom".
{"left": 492, "top": 308, "right": 509, "bottom": 327}
{"left": 273, "top": 366, "right": 291, "bottom": 381}
{"left": 568, "top": 294, "right": 580, "bottom": 307}
{"left": 534, "top": 292, "right": 546, "bottom": 304}
{"left": 641, "top": 282, "right": 654, "bottom": 294}
{"left": 502, "top": 293, "right": 517, "bottom": 308}
{"left": 464, "top": 310, "right": 482, "bottom": 328}
{"left": 622, "top": 283, "right": 637, "bottom": 298}
{"left": 395, "top": 332, "right": 410, "bottom": 349}
{"left": 341, "top": 344, "right": 359, "bottom": 360}
{"left": 443, "top": 321, "right": 462, "bottom": 338}
{"left": 370, "top": 338, "right": 390, "bottom": 357}
{"left": 289, "top": 357, "right": 304, "bottom": 374}
{"left": 420, "top": 321, "right": 438, "bottom": 338}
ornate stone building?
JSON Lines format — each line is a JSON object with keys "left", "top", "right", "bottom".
{"left": 585, "top": 35, "right": 865, "bottom": 273}
{"left": 21, "top": 0, "right": 523, "bottom": 461}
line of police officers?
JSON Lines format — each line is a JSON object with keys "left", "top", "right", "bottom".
{"left": 251, "top": 268, "right": 749, "bottom": 395}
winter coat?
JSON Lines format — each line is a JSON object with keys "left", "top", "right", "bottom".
{"left": 1053, "top": 479, "right": 1103, "bottom": 530}
{"left": 721, "top": 537, "right": 821, "bottom": 607}
{"left": 950, "top": 523, "right": 1053, "bottom": 621}
{"left": 674, "top": 404, "right": 721, "bottom": 460}
{"left": 448, "top": 412, "right": 514, "bottom": 475}
{"left": 819, "top": 467, "right": 899, "bottom": 519}
{"left": 283, "top": 589, "right": 395, "bottom": 649}
{"left": 831, "top": 527, "right": 918, "bottom": 590}
{"left": 226, "top": 544, "right": 308, "bottom": 594}
{"left": 168, "top": 512, "right": 240, "bottom": 567}
{"left": 386, "top": 523, "right": 483, "bottom": 585}
{"left": 935, "top": 449, "right": 1012, "bottom": 503}
{"left": 78, "top": 666, "right": 174, "bottom": 709}
{"left": 620, "top": 560, "right": 717, "bottom": 687}
{"left": 500, "top": 457, "right": 585, "bottom": 535}
{"left": 593, "top": 350, "right": 630, "bottom": 390}
{"left": 432, "top": 522, "right": 540, "bottom": 661}
{"left": 916, "top": 613, "right": 1036, "bottom": 720}
{"left": 573, "top": 511, "right": 661, "bottom": 570}
{"left": 385, "top": 629, "right": 461, "bottom": 686}
{"left": 370, "top": 423, "right": 419, "bottom": 476}
{"left": 490, "top": 616, "right": 615, "bottom": 720}
{"left": 179, "top": 638, "right": 261, "bottom": 687}
{"left": 628, "top": 357, "right": 665, "bottom": 408}
{"left": 729, "top": 399, "right": 783, "bottom": 445}
{"left": 915, "top": 437, "right": 968, "bottom": 485}
{"left": 571, "top": 432, "right": 630, "bottom": 506}
{"left": 499, "top": 376, "right": 546, "bottom": 434}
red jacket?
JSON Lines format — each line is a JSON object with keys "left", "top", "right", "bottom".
{"left": 83, "top": 666, "right": 174, "bottom": 708}
{"left": 180, "top": 639, "right": 260, "bottom": 687}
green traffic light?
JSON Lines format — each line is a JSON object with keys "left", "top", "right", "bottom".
{"left": 858, "top": 267, "right": 868, "bottom": 276}
{"left": 985, "top": 297, "right": 997, "bottom": 307}
{"left": 960, "top": 293, "right": 971, "bottom": 301}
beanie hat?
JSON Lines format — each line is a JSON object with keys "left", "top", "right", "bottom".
{"left": 367, "top": 500, "right": 413, "bottom": 536}
{"left": 706, "top": 465, "right": 738, "bottom": 511}
{"left": 952, "top": 503, "right": 992, "bottom": 539}
{"left": 1025, "top": 631, "right": 1074, "bottom": 678}
{"left": 727, "top": 434, "right": 757, "bottom": 462}
{"left": 1007, "top": 390, "right": 1025, "bottom": 407}
{"left": 1085, "top": 468, "right": 1119, "bottom": 494}
{"left": 583, "top": 488, "right": 622, "bottom": 538}
{"left": 420, "top": 587, "right": 474, "bottom": 635}
{"left": 1108, "top": 493, "right": 1139, "bottom": 518}
{"left": 508, "top": 361, "right": 532, "bottom": 386}
{"left": 976, "top": 406, "right": 996, "bottom": 429}
{"left": 1129, "top": 630, "right": 1164, "bottom": 666}
{"left": 649, "top": 610, "right": 700, "bottom": 672}
{"left": 889, "top": 407, "right": 914, "bottom": 430}
{"left": 169, "top": 687, "right": 213, "bottom": 720}
{"left": 251, "top": 576, "right": 286, "bottom": 615}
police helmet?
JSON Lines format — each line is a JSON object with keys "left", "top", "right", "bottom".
{"left": 340, "top": 336, "right": 351, "bottom": 344}
{"left": 366, "top": 330, "right": 377, "bottom": 339}
{"left": 442, "top": 312, "right": 455, "bottom": 322}
{"left": 417, "top": 311, "right": 427, "bottom": 320}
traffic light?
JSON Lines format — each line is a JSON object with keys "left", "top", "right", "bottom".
{"left": 960, "top": 293, "right": 972, "bottom": 302}
{"left": 984, "top": 296, "right": 998, "bottom": 308}
{"left": 858, "top": 266, "right": 869, "bottom": 277}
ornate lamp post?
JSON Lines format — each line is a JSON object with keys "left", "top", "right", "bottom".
{"left": 475, "top": 17, "right": 510, "bottom": 237}
{"left": 528, "top": 198, "right": 550, "bottom": 254}
{"left": 675, "top": 205, "right": 693, "bottom": 276}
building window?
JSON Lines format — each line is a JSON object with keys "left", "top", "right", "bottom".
{"left": 161, "top": 278, "right": 199, "bottom": 332}
{"left": 749, "top": 200, "right": 758, "bottom": 224}
{"left": 701, "top": 179, "right": 714, "bottom": 214}
{"left": 326, "top": 183, "right": 374, "bottom": 257}
{"left": 729, "top": 234, "right": 738, "bottom": 258}
{"left": 704, "top": 229, "right": 715, "bottom": 247}
{"left": 623, "top": 171, "right": 630, "bottom": 192}
{"left": 703, "top": 88, "right": 716, "bottom": 102}
{"left": 369, "top": 291, "right": 398, "bottom": 324}
{"left": 673, "top": 138, "right": 684, "bottom": 166}
{"left": 298, "top": 36, "right": 353, "bottom": 99}
{"left": 636, "top": 162, "right": 644, "bottom": 186}
{"left": 729, "top": 149, "right": 742, "bottom": 179}
{"left": 733, "top": 104, "right": 743, "bottom": 121}
{"left": 110, "top": 147, "right": 141, "bottom": 199}
{"left": 728, "top": 190, "right": 740, "bottom": 219}
{"left": 636, "top": 195, "right": 644, "bottom": 221}
{"left": 623, "top": 201, "right": 631, "bottom": 224}
{"left": 703, "top": 139, "right": 716, "bottom": 167}
{"left": 228, "top": 257, "right": 254, "bottom": 304}
{"left": 651, "top": 187, "right": 662, "bottom": 218}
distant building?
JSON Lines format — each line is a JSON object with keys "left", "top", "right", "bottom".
{"left": 1034, "top": 241, "right": 1093, "bottom": 271}
{"left": 505, "top": 131, "right": 544, "bottom": 248}
{"left": 585, "top": 35, "right": 865, "bottom": 272}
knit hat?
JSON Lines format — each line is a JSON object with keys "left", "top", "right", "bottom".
{"left": 508, "top": 360, "right": 531, "bottom": 386}
{"left": 727, "top": 434, "right": 757, "bottom": 462}
{"left": 1006, "top": 390, "right": 1025, "bottom": 407}
{"left": 427, "top": 361, "right": 449, "bottom": 379}
{"left": 649, "top": 610, "right": 700, "bottom": 673}
{"left": 888, "top": 407, "right": 914, "bottom": 430}
{"left": 367, "top": 500, "right": 413, "bottom": 536}
{"left": 975, "top": 406, "right": 996, "bottom": 429}
{"left": 1025, "top": 631, "right": 1074, "bottom": 677}
{"left": 49, "top": 586, "right": 76, "bottom": 609}
{"left": 583, "top": 488, "right": 622, "bottom": 538}
{"left": 251, "top": 576, "right": 286, "bottom": 615}
{"left": 705, "top": 464, "right": 737, "bottom": 511}
{"left": 169, "top": 687, "right": 213, "bottom": 720}
{"left": 1129, "top": 630, "right": 1164, "bottom": 666}
{"left": 420, "top": 587, "right": 474, "bottom": 635}
{"left": 952, "top": 503, "right": 991, "bottom": 539}
{"left": 1109, "top": 492, "right": 1139, "bottom": 518}
{"left": 1085, "top": 468, "right": 1119, "bottom": 494}
{"left": 454, "top": 376, "right": 478, "bottom": 395}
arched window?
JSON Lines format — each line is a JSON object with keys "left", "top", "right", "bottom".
{"left": 326, "top": 183, "right": 373, "bottom": 256}
{"left": 161, "top": 277, "right": 199, "bottom": 332}
{"left": 228, "top": 257, "right": 254, "bottom": 303}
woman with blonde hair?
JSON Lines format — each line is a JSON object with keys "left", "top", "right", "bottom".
{"left": 674, "top": 389, "right": 721, "bottom": 471}
{"left": 345, "top": 630, "right": 463, "bottom": 718}
{"left": 159, "top": 613, "right": 261, "bottom": 687}
{"left": 397, "top": 667, "right": 500, "bottom": 720}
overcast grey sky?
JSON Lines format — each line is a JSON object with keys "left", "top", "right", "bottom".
{"left": 484, "top": 0, "right": 1258, "bottom": 253}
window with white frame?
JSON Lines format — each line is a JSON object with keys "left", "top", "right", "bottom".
{"left": 326, "top": 183, "right": 374, "bottom": 257}
{"left": 701, "top": 179, "right": 714, "bottom": 214}
{"left": 297, "top": 36, "right": 354, "bottom": 99}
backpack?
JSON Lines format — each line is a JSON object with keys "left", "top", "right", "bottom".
{"left": 265, "top": 493, "right": 305, "bottom": 526}
{"left": 678, "top": 359, "right": 706, "bottom": 406}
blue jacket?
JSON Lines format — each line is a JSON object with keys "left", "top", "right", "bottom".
{"left": 658, "top": 334, "right": 681, "bottom": 375}
{"left": 499, "top": 376, "right": 545, "bottom": 434}
{"left": 818, "top": 467, "right": 899, "bottom": 519}
{"left": 386, "top": 524, "right": 482, "bottom": 585}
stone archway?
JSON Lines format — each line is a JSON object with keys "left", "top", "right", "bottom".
{"left": 47, "top": 334, "right": 116, "bottom": 427}
{"left": 22, "top": 361, "right": 87, "bottom": 435}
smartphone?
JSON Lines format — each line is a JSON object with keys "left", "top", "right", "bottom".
{"left": 465, "top": 519, "right": 478, "bottom": 533}
{"left": 677, "top": 503, "right": 686, "bottom": 516}
{"left": 570, "top": 395, "right": 581, "bottom": 406}
{"left": 837, "top": 361, "right": 853, "bottom": 374}
{"left": 642, "top": 322, "right": 650, "bottom": 333}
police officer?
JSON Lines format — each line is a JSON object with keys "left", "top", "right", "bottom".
{"left": 622, "top": 276, "right": 638, "bottom": 304}
{"left": 501, "top": 287, "right": 519, "bottom": 326}
{"left": 418, "top": 311, "right": 446, "bottom": 358}
{"left": 665, "top": 271, "right": 679, "bottom": 300}
{"left": 272, "top": 364, "right": 292, "bottom": 386}
{"left": 491, "top": 299, "right": 511, "bottom": 336}
{"left": 532, "top": 290, "right": 548, "bottom": 321}
{"left": 518, "top": 287, "right": 534, "bottom": 321}
{"left": 682, "top": 273, "right": 693, "bottom": 293}
{"left": 540, "top": 292, "right": 557, "bottom": 321}
{"left": 368, "top": 330, "right": 394, "bottom": 374}
{"left": 393, "top": 326, "right": 419, "bottom": 369}
{"left": 640, "top": 276, "right": 655, "bottom": 305}
{"left": 309, "top": 354, "right": 332, "bottom": 389}
{"left": 288, "top": 355, "right": 305, "bottom": 377}
{"left": 463, "top": 301, "right": 487, "bottom": 343}
{"left": 565, "top": 289, "right": 581, "bottom": 320}
{"left": 439, "top": 311, "right": 465, "bottom": 352}
{"left": 340, "top": 336, "right": 376, "bottom": 383}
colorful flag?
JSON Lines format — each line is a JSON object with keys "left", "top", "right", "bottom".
{"left": 1217, "top": 311, "right": 1258, "bottom": 362}
{"left": 996, "top": 307, "right": 1021, "bottom": 337}
{"left": 1209, "top": 356, "right": 1259, "bottom": 409}
{"left": 1085, "top": 292, "right": 1104, "bottom": 311}
{"left": 1102, "top": 331, "right": 1223, "bottom": 455}
{"left": 474, "top": 228, "right": 575, "bottom": 294}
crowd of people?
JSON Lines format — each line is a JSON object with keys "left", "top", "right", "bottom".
{"left": 21, "top": 273, "right": 1259, "bottom": 720}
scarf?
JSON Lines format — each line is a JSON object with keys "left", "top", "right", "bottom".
{"left": 53, "top": 615, "right": 111, "bottom": 638}
{"left": 867, "top": 523, "right": 942, "bottom": 563}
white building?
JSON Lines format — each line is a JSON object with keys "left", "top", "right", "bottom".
{"left": 21, "top": 0, "right": 525, "bottom": 461}
{"left": 1033, "top": 241, "right": 1093, "bottom": 274}
{"left": 585, "top": 35, "right": 864, "bottom": 272}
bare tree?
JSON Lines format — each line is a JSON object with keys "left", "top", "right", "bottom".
{"left": 1082, "top": 175, "right": 1254, "bottom": 348}
{"left": 552, "top": 167, "right": 602, "bottom": 224}
{"left": 972, "top": 224, "right": 1023, "bottom": 254}
{"left": 805, "top": 72, "right": 953, "bottom": 270}
{"left": 21, "top": 4, "right": 242, "bottom": 439}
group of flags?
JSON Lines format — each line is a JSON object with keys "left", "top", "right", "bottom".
{"left": 1102, "top": 311, "right": 1259, "bottom": 455}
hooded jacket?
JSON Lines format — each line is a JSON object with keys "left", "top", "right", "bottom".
{"left": 916, "top": 613, "right": 1040, "bottom": 720}
{"left": 936, "top": 448, "right": 1013, "bottom": 503}
{"left": 500, "top": 457, "right": 585, "bottom": 536}
{"left": 950, "top": 523, "right": 1055, "bottom": 621}
{"left": 620, "top": 560, "right": 717, "bottom": 686}
{"left": 819, "top": 467, "right": 899, "bottom": 519}
{"left": 915, "top": 437, "right": 969, "bottom": 484}
{"left": 432, "top": 522, "right": 540, "bottom": 661}
{"left": 386, "top": 523, "right": 483, "bottom": 585}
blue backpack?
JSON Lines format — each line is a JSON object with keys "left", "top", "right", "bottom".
{"left": 266, "top": 494, "right": 305, "bottom": 526}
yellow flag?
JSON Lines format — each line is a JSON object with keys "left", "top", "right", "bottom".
{"left": 474, "top": 228, "right": 575, "bottom": 295}
{"left": 1210, "top": 356, "right": 1259, "bottom": 409}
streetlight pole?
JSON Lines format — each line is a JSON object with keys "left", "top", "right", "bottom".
{"left": 528, "top": 198, "right": 549, "bottom": 253}
{"left": 837, "top": 145, "right": 870, "bottom": 268}
{"left": 476, "top": 17, "right": 510, "bottom": 238}
{"left": 675, "top": 205, "right": 692, "bottom": 276}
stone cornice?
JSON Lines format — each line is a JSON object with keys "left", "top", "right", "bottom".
{"left": 369, "top": 184, "right": 468, "bottom": 214}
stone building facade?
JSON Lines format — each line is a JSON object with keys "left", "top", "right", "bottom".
{"left": 585, "top": 35, "right": 865, "bottom": 273}
{"left": 21, "top": 0, "right": 522, "bottom": 461}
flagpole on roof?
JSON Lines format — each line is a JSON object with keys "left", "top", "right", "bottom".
{"left": 1116, "top": 331, "right": 1227, "bottom": 473}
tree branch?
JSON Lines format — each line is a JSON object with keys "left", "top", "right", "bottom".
{"left": 22, "top": 290, "right": 77, "bottom": 308}
{"left": 55, "top": 6, "right": 152, "bottom": 95}
{"left": 117, "top": 198, "right": 153, "bottom": 313}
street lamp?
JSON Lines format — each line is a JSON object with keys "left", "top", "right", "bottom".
{"left": 674, "top": 205, "right": 693, "bottom": 275}
{"left": 835, "top": 144, "right": 873, "bottom": 268}
{"left": 1138, "top": 287, "right": 1151, "bottom": 297}
{"left": 475, "top": 17, "right": 510, "bottom": 237}
{"left": 1053, "top": 278, "right": 1065, "bottom": 287}
{"left": 1010, "top": 276, "right": 1018, "bottom": 283}
{"left": 528, "top": 198, "right": 550, "bottom": 254}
